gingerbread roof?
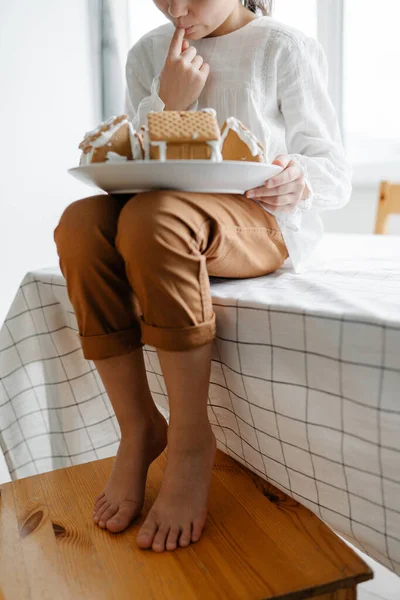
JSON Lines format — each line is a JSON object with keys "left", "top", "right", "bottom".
{"left": 147, "top": 111, "right": 221, "bottom": 143}
{"left": 79, "top": 114, "right": 127, "bottom": 152}
{"left": 220, "top": 117, "right": 265, "bottom": 157}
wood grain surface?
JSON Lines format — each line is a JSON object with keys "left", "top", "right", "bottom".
{"left": 0, "top": 448, "right": 373, "bottom": 599}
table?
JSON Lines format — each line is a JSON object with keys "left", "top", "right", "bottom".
{"left": 0, "top": 233, "right": 399, "bottom": 577}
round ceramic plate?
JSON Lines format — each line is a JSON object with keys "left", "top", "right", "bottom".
{"left": 68, "top": 160, "right": 283, "bottom": 194}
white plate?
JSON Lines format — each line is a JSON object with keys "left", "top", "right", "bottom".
{"left": 68, "top": 160, "right": 283, "bottom": 194}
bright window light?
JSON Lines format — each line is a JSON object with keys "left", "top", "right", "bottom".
{"left": 272, "top": 0, "right": 318, "bottom": 39}
{"left": 343, "top": 0, "right": 400, "bottom": 165}
{"left": 129, "top": 2, "right": 168, "bottom": 46}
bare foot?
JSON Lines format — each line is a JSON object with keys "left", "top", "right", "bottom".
{"left": 93, "top": 410, "right": 168, "bottom": 533}
{"left": 136, "top": 426, "right": 217, "bottom": 552}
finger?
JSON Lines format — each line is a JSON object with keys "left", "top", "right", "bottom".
{"left": 191, "top": 54, "right": 204, "bottom": 69}
{"left": 265, "top": 165, "right": 303, "bottom": 189}
{"left": 257, "top": 181, "right": 304, "bottom": 197}
{"left": 259, "top": 201, "right": 298, "bottom": 213}
{"left": 258, "top": 193, "right": 297, "bottom": 207}
{"left": 245, "top": 185, "right": 267, "bottom": 198}
{"left": 182, "top": 39, "right": 190, "bottom": 52}
{"left": 181, "top": 45, "right": 198, "bottom": 63}
{"left": 245, "top": 171, "right": 292, "bottom": 197}
{"left": 272, "top": 154, "right": 292, "bottom": 169}
{"left": 168, "top": 27, "right": 185, "bottom": 59}
{"left": 200, "top": 62, "right": 210, "bottom": 75}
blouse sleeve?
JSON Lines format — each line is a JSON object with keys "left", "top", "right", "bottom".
{"left": 277, "top": 35, "right": 353, "bottom": 213}
{"left": 124, "top": 38, "right": 198, "bottom": 131}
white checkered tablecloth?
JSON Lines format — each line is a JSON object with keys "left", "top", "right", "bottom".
{"left": 0, "top": 232, "right": 399, "bottom": 576}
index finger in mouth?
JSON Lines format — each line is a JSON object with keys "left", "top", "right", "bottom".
{"left": 168, "top": 27, "right": 186, "bottom": 58}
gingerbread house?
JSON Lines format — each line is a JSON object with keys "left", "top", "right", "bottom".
{"left": 220, "top": 116, "right": 265, "bottom": 163}
{"left": 143, "top": 108, "right": 222, "bottom": 161}
{"left": 77, "top": 110, "right": 267, "bottom": 166}
{"left": 79, "top": 115, "right": 134, "bottom": 165}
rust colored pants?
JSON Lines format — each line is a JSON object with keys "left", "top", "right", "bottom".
{"left": 53, "top": 190, "right": 288, "bottom": 360}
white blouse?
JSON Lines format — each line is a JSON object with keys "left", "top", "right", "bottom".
{"left": 124, "top": 16, "right": 353, "bottom": 273}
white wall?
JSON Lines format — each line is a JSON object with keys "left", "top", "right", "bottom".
{"left": 128, "top": 0, "right": 168, "bottom": 47}
{"left": 0, "top": 1, "right": 100, "bottom": 327}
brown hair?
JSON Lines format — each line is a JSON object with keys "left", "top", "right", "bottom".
{"left": 244, "top": 0, "right": 274, "bottom": 16}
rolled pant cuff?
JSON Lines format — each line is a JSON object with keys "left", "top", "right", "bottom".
{"left": 78, "top": 327, "right": 144, "bottom": 360}
{"left": 139, "top": 312, "right": 216, "bottom": 351}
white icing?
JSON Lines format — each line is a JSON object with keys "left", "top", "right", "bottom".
{"left": 80, "top": 151, "right": 93, "bottom": 166}
{"left": 128, "top": 121, "right": 145, "bottom": 160}
{"left": 106, "top": 151, "right": 128, "bottom": 162}
{"left": 142, "top": 127, "right": 151, "bottom": 160}
{"left": 207, "top": 140, "right": 223, "bottom": 162}
{"left": 200, "top": 108, "right": 217, "bottom": 118}
{"left": 151, "top": 140, "right": 167, "bottom": 161}
{"left": 220, "top": 116, "right": 264, "bottom": 159}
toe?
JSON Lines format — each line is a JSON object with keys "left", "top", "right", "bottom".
{"left": 94, "top": 501, "right": 112, "bottom": 526}
{"left": 166, "top": 526, "right": 181, "bottom": 551}
{"left": 93, "top": 496, "right": 108, "bottom": 517}
{"left": 98, "top": 503, "right": 119, "bottom": 527}
{"left": 152, "top": 525, "right": 170, "bottom": 552}
{"left": 106, "top": 502, "right": 139, "bottom": 533}
{"left": 136, "top": 512, "right": 159, "bottom": 549}
{"left": 94, "top": 492, "right": 105, "bottom": 505}
{"left": 179, "top": 523, "right": 192, "bottom": 547}
{"left": 191, "top": 517, "right": 205, "bottom": 543}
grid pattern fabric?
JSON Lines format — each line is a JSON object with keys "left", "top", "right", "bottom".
{"left": 0, "top": 233, "right": 399, "bottom": 576}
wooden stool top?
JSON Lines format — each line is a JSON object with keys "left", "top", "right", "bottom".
{"left": 0, "top": 449, "right": 373, "bottom": 599}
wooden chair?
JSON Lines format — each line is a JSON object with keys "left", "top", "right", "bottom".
{"left": 0, "top": 449, "right": 373, "bottom": 599}
{"left": 374, "top": 181, "right": 400, "bottom": 234}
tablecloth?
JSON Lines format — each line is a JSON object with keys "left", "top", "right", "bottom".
{"left": 0, "top": 232, "right": 399, "bottom": 575}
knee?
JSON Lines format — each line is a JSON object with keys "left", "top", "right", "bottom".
{"left": 53, "top": 194, "right": 119, "bottom": 257}
{"left": 116, "top": 190, "right": 187, "bottom": 253}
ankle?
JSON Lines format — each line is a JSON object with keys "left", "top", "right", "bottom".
{"left": 168, "top": 415, "right": 211, "bottom": 431}
{"left": 119, "top": 413, "right": 163, "bottom": 440}
{"left": 167, "top": 421, "right": 215, "bottom": 451}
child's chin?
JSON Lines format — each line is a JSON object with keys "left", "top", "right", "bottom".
{"left": 186, "top": 26, "right": 207, "bottom": 39}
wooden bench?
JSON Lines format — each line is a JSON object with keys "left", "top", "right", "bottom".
{"left": 0, "top": 448, "right": 373, "bottom": 599}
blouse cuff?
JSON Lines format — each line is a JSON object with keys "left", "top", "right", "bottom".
{"left": 288, "top": 153, "right": 314, "bottom": 211}
{"left": 256, "top": 153, "right": 314, "bottom": 231}
{"left": 187, "top": 99, "right": 199, "bottom": 111}
{"left": 275, "top": 208, "right": 302, "bottom": 232}
{"left": 150, "top": 74, "right": 166, "bottom": 111}
{"left": 255, "top": 200, "right": 302, "bottom": 232}
{"left": 151, "top": 74, "right": 199, "bottom": 112}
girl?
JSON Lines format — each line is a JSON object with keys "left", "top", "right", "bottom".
{"left": 54, "top": 0, "right": 352, "bottom": 553}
